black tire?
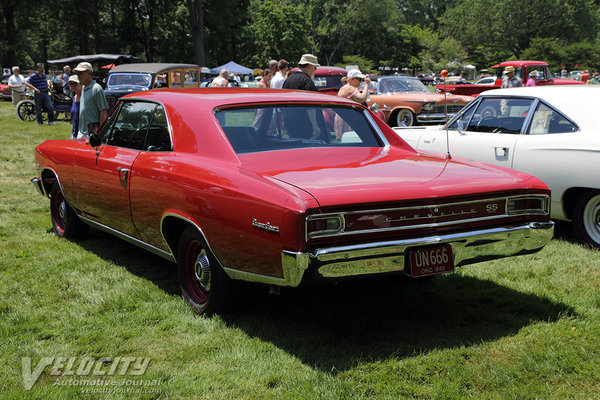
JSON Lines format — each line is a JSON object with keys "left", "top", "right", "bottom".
{"left": 176, "top": 226, "right": 232, "bottom": 314}
{"left": 573, "top": 190, "right": 600, "bottom": 249}
{"left": 16, "top": 99, "right": 36, "bottom": 122}
{"left": 393, "top": 108, "right": 415, "bottom": 127}
{"left": 49, "top": 183, "right": 88, "bottom": 239}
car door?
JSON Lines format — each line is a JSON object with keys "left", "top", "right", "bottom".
{"left": 417, "top": 97, "right": 535, "bottom": 169}
{"left": 511, "top": 101, "right": 583, "bottom": 218}
{"left": 74, "top": 101, "right": 158, "bottom": 238}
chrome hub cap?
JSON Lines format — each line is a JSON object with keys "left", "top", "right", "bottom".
{"left": 59, "top": 200, "right": 66, "bottom": 220}
{"left": 583, "top": 194, "right": 600, "bottom": 244}
{"left": 194, "top": 250, "right": 211, "bottom": 291}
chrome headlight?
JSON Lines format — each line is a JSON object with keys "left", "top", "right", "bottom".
{"left": 422, "top": 102, "right": 435, "bottom": 111}
{"left": 306, "top": 214, "right": 345, "bottom": 239}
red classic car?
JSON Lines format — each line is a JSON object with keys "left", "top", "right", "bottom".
{"left": 437, "top": 60, "right": 584, "bottom": 97}
{"left": 289, "top": 65, "right": 347, "bottom": 95}
{"left": 32, "top": 88, "right": 554, "bottom": 314}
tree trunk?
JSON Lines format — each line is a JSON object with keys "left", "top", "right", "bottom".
{"left": 188, "top": 0, "right": 205, "bottom": 66}
{"left": 3, "top": 0, "right": 17, "bottom": 67}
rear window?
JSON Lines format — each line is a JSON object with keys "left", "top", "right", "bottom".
{"left": 215, "top": 105, "right": 383, "bottom": 154}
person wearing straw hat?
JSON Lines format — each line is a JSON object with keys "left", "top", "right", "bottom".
{"left": 501, "top": 66, "right": 523, "bottom": 88}
{"left": 526, "top": 70, "right": 539, "bottom": 87}
{"left": 282, "top": 54, "right": 319, "bottom": 91}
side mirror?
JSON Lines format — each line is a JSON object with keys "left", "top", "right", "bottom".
{"left": 89, "top": 133, "right": 102, "bottom": 148}
{"left": 369, "top": 103, "right": 381, "bottom": 113}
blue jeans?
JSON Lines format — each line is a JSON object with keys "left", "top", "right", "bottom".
{"left": 34, "top": 91, "right": 55, "bottom": 124}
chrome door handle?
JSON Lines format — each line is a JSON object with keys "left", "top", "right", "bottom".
{"left": 494, "top": 147, "right": 509, "bottom": 157}
{"left": 116, "top": 167, "right": 130, "bottom": 180}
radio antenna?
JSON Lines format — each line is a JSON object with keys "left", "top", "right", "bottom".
{"left": 441, "top": 69, "right": 451, "bottom": 160}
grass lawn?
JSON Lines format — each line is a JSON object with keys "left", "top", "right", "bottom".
{"left": 0, "top": 100, "right": 599, "bottom": 399}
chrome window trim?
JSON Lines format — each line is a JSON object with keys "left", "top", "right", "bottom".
{"left": 305, "top": 194, "right": 550, "bottom": 240}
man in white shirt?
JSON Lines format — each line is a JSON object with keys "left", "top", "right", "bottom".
{"left": 270, "top": 59, "right": 289, "bottom": 89}
{"left": 8, "top": 66, "right": 36, "bottom": 106}
{"left": 211, "top": 69, "right": 229, "bottom": 87}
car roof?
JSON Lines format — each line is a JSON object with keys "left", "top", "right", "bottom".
{"left": 122, "top": 87, "right": 360, "bottom": 108}
{"left": 479, "top": 85, "right": 600, "bottom": 129}
{"left": 491, "top": 61, "right": 548, "bottom": 68}
{"left": 108, "top": 63, "right": 200, "bottom": 74}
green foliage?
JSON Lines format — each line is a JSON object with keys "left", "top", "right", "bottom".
{"left": 243, "top": 0, "right": 314, "bottom": 67}
{"left": 335, "top": 55, "right": 375, "bottom": 73}
{"left": 0, "top": 0, "right": 598, "bottom": 74}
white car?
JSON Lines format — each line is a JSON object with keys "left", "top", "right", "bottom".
{"left": 475, "top": 76, "right": 496, "bottom": 85}
{"left": 395, "top": 85, "right": 600, "bottom": 248}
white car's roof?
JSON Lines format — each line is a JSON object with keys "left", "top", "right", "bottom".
{"left": 480, "top": 85, "right": 600, "bottom": 130}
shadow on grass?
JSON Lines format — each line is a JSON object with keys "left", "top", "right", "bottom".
{"left": 222, "top": 273, "right": 576, "bottom": 373}
{"left": 75, "top": 230, "right": 576, "bottom": 373}
{"left": 552, "top": 220, "right": 581, "bottom": 245}
{"left": 75, "top": 230, "right": 180, "bottom": 297}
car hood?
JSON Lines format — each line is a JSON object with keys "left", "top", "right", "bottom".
{"left": 238, "top": 147, "right": 541, "bottom": 208}
{"left": 105, "top": 86, "right": 149, "bottom": 94}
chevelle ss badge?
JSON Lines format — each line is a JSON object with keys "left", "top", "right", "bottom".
{"left": 252, "top": 219, "right": 280, "bottom": 234}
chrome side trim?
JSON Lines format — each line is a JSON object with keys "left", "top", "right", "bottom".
{"left": 80, "top": 216, "right": 175, "bottom": 262}
{"left": 285, "top": 221, "right": 554, "bottom": 282}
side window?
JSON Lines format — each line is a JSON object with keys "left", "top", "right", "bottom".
{"left": 183, "top": 69, "right": 199, "bottom": 87}
{"left": 528, "top": 103, "right": 577, "bottom": 135}
{"left": 154, "top": 73, "right": 167, "bottom": 88}
{"left": 107, "top": 102, "right": 157, "bottom": 150}
{"left": 448, "top": 101, "right": 477, "bottom": 131}
{"left": 467, "top": 98, "right": 533, "bottom": 134}
{"left": 97, "top": 103, "right": 121, "bottom": 143}
{"left": 170, "top": 71, "right": 182, "bottom": 88}
{"left": 144, "top": 105, "right": 172, "bottom": 151}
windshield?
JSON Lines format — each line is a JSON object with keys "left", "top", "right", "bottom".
{"left": 215, "top": 105, "right": 384, "bottom": 154}
{"left": 107, "top": 73, "right": 152, "bottom": 89}
{"left": 377, "top": 77, "right": 429, "bottom": 94}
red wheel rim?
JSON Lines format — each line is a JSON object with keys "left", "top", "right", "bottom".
{"left": 51, "top": 191, "right": 66, "bottom": 235}
{"left": 183, "top": 240, "right": 210, "bottom": 304}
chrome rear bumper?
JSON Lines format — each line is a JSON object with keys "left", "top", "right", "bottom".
{"left": 280, "top": 221, "right": 554, "bottom": 286}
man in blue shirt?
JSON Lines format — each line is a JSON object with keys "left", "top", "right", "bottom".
{"left": 27, "top": 62, "right": 56, "bottom": 125}
{"left": 73, "top": 62, "right": 108, "bottom": 137}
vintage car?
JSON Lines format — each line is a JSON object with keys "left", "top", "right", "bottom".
{"left": 366, "top": 76, "right": 473, "bottom": 127}
{"left": 32, "top": 88, "right": 554, "bottom": 313}
{"left": 394, "top": 85, "right": 600, "bottom": 248}
{"left": 104, "top": 63, "right": 202, "bottom": 108}
{"left": 289, "top": 65, "right": 347, "bottom": 95}
{"left": 437, "top": 60, "right": 584, "bottom": 97}
{"left": 1, "top": 74, "right": 12, "bottom": 100}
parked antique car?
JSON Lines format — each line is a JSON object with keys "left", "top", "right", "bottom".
{"left": 437, "top": 60, "right": 584, "bottom": 97}
{"left": 32, "top": 88, "right": 554, "bottom": 313}
{"left": 366, "top": 76, "right": 473, "bottom": 127}
{"left": 104, "top": 63, "right": 202, "bottom": 108}
{"left": 289, "top": 65, "right": 347, "bottom": 95}
{"left": 394, "top": 85, "right": 600, "bottom": 248}
{"left": 1, "top": 74, "right": 12, "bottom": 100}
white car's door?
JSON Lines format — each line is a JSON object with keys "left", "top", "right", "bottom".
{"left": 413, "top": 97, "right": 536, "bottom": 169}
